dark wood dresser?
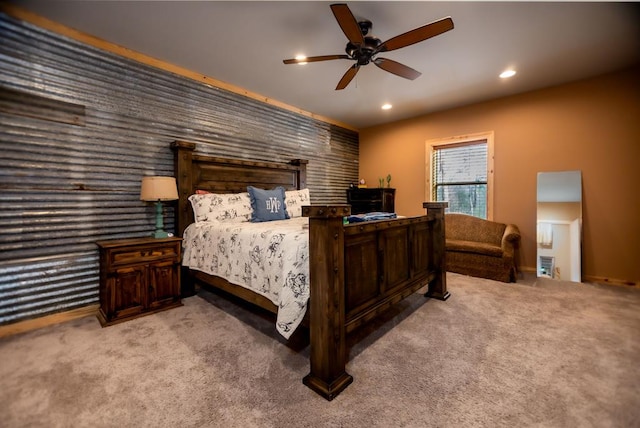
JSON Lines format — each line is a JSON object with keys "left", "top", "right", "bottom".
{"left": 96, "top": 237, "right": 182, "bottom": 326}
{"left": 346, "top": 188, "right": 396, "bottom": 214}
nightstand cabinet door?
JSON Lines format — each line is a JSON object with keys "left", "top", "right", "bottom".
{"left": 148, "top": 259, "right": 180, "bottom": 309}
{"left": 97, "top": 237, "right": 182, "bottom": 326}
{"left": 110, "top": 265, "right": 146, "bottom": 319}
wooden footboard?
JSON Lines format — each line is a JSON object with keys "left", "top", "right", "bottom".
{"left": 302, "top": 203, "right": 448, "bottom": 400}
{"left": 172, "top": 141, "right": 448, "bottom": 400}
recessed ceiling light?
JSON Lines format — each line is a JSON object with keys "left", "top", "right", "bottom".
{"left": 500, "top": 69, "right": 516, "bottom": 78}
{"left": 295, "top": 55, "right": 307, "bottom": 65}
{"left": 381, "top": 103, "right": 392, "bottom": 110}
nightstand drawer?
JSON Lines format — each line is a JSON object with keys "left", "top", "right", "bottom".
{"left": 110, "top": 245, "right": 178, "bottom": 265}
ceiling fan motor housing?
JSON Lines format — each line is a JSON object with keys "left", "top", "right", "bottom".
{"left": 345, "top": 29, "right": 382, "bottom": 66}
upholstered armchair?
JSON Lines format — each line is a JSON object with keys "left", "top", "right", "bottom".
{"left": 445, "top": 213, "right": 521, "bottom": 282}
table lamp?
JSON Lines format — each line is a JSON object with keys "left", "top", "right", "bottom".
{"left": 140, "top": 176, "right": 178, "bottom": 238}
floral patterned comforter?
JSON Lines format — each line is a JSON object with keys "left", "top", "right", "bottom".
{"left": 182, "top": 217, "right": 309, "bottom": 338}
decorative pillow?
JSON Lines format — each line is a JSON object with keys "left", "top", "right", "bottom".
{"left": 247, "top": 186, "right": 289, "bottom": 222}
{"left": 284, "top": 188, "right": 310, "bottom": 218}
{"left": 188, "top": 192, "right": 252, "bottom": 223}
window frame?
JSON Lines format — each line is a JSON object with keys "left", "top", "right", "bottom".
{"left": 425, "top": 131, "right": 495, "bottom": 220}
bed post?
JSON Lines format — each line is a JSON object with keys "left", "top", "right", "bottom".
{"left": 171, "top": 141, "right": 196, "bottom": 297}
{"left": 302, "top": 204, "right": 353, "bottom": 400}
{"left": 171, "top": 141, "right": 196, "bottom": 237}
{"left": 423, "top": 202, "right": 450, "bottom": 300}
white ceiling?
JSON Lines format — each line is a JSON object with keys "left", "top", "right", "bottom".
{"left": 13, "top": 1, "right": 640, "bottom": 129}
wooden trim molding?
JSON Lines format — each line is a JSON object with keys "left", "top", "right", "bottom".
{"left": 517, "top": 267, "right": 638, "bottom": 288}
{"left": 0, "top": 305, "right": 99, "bottom": 339}
{"left": 425, "top": 131, "right": 495, "bottom": 220}
{"left": 0, "top": 3, "right": 358, "bottom": 132}
{"left": 582, "top": 275, "right": 639, "bottom": 289}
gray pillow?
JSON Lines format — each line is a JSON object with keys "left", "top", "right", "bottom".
{"left": 247, "top": 186, "right": 289, "bottom": 222}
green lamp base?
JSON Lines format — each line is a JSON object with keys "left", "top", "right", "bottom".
{"left": 152, "top": 230, "right": 170, "bottom": 239}
{"left": 152, "top": 201, "right": 170, "bottom": 239}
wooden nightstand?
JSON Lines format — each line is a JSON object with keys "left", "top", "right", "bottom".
{"left": 96, "top": 237, "right": 182, "bottom": 326}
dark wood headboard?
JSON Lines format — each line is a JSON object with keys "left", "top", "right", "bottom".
{"left": 171, "top": 140, "right": 308, "bottom": 236}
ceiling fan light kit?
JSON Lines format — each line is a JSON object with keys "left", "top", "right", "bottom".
{"left": 283, "top": 3, "right": 454, "bottom": 90}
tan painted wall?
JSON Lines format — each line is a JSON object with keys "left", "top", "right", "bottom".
{"left": 359, "top": 66, "right": 640, "bottom": 285}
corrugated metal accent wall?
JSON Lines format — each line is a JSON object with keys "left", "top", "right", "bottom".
{"left": 0, "top": 13, "right": 359, "bottom": 325}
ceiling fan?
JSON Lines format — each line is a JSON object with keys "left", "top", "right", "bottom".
{"left": 283, "top": 3, "right": 454, "bottom": 90}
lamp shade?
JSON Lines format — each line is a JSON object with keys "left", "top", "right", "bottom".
{"left": 140, "top": 176, "right": 178, "bottom": 201}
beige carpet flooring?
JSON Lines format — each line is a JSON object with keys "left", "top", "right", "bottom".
{"left": 1, "top": 273, "right": 639, "bottom": 427}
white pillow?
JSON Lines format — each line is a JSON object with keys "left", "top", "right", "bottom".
{"left": 188, "top": 192, "right": 252, "bottom": 223}
{"left": 284, "top": 188, "right": 310, "bottom": 218}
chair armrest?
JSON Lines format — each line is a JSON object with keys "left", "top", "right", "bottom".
{"left": 501, "top": 224, "right": 521, "bottom": 258}
{"left": 503, "top": 224, "right": 521, "bottom": 243}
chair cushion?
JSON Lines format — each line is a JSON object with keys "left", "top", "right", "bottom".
{"left": 446, "top": 239, "right": 504, "bottom": 258}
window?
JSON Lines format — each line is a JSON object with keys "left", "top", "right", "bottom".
{"left": 426, "top": 132, "right": 494, "bottom": 219}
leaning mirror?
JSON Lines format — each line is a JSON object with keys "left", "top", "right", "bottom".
{"left": 536, "top": 171, "right": 582, "bottom": 282}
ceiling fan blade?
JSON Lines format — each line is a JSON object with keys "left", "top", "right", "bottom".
{"left": 377, "top": 17, "right": 454, "bottom": 53}
{"left": 330, "top": 3, "right": 365, "bottom": 45}
{"left": 336, "top": 64, "right": 360, "bottom": 90}
{"left": 283, "top": 55, "right": 350, "bottom": 64}
{"left": 374, "top": 58, "right": 422, "bottom": 80}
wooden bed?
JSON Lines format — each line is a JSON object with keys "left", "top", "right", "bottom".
{"left": 172, "top": 140, "right": 449, "bottom": 400}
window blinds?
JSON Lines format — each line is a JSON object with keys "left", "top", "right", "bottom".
{"left": 432, "top": 141, "right": 488, "bottom": 219}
